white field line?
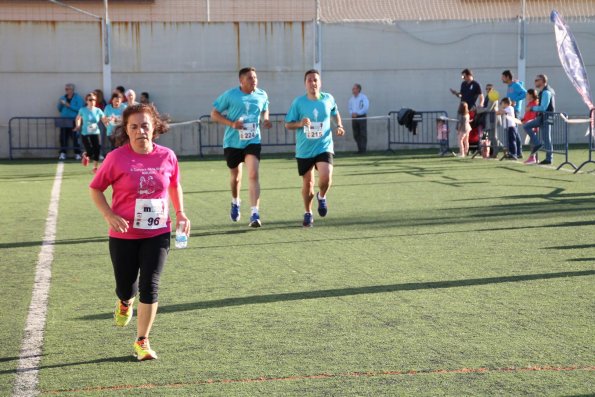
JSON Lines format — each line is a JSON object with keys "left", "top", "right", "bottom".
{"left": 12, "top": 162, "right": 64, "bottom": 397}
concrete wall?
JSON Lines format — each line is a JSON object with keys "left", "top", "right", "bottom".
{"left": 1, "top": 20, "right": 594, "bottom": 158}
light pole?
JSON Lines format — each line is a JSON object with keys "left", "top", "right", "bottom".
{"left": 314, "top": 0, "right": 321, "bottom": 70}
{"left": 518, "top": 0, "right": 527, "bottom": 88}
{"left": 48, "top": 0, "right": 112, "bottom": 95}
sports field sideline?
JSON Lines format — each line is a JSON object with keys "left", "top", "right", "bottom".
{"left": 1, "top": 150, "right": 594, "bottom": 396}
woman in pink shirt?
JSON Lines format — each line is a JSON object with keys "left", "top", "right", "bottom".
{"left": 90, "top": 104, "right": 190, "bottom": 361}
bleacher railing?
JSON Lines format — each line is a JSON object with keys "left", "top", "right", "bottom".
{"left": 387, "top": 110, "right": 449, "bottom": 152}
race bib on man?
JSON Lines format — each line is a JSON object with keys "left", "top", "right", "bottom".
{"left": 306, "top": 122, "right": 324, "bottom": 139}
{"left": 239, "top": 123, "right": 257, "bottom": 140}
{"left": 134, "top": 198, "right": 168, "bottom": 230}
{"left": 87, "top": 123, "right": 98, "bottom": 133}
{"left": 110, "top": 116, "right": 121, "bottom": 126}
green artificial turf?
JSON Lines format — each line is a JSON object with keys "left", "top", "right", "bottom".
{"left": 1, "top": 151, "right": 593, "bottom": 396}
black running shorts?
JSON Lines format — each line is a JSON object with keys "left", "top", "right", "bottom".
{"left": 223, "top": 144, "right": 262, "bottom": 169}
{"left": 296, "top": 152, "right": 334, "bottom": 176}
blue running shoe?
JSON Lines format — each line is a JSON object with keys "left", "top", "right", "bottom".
{"left": 249, "top": 213, "right": 261, "bottom": 228}
{"left": 230, "top": 203, "right": 240, "bottom": 222}
{"left": 316, "top": 193, "right": 328, "bottom": 217}
{"left": 303, "top": 212, "right": 313, "bottom": 227}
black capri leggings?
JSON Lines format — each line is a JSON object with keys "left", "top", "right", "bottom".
{"left": 109, "top": 232, "right": 170, "bottom": 304}
{"left": 82, "top": 134, "right": 101, "bottom": 162}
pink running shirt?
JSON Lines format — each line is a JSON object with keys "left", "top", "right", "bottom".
{"left": 90, "top": 143, "right": 180, "bottom": 239}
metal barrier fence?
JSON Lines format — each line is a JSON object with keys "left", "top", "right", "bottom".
{"left": 543, "top": 112, "right": 576, "bottom": 171}
{"left": 198, "top": 113, "right": 293, "bottom": 157}
{"left": 387, "top": 110, "right": 450, "bottom": 153}
{"left": 574, "top": 108, "right": 595, "bottom": 173}
{"left": 469, "top": 111, "right": 576, "bottom": 170}
{"left": 8, "top": 117, "right": 77, "bottom": 160}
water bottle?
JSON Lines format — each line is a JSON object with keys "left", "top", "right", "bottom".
{"left": 175, "top": 221, "right": 188, "bottom": 249}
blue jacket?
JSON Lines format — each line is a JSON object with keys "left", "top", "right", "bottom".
{"left": 507, "top": 81, "right": 527, "bottom": 115}
{"left": 57, "top": 93, "right": 84, "bottom": 119}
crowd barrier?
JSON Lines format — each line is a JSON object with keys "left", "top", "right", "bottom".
{"left": 6, "top": 110, "right": 587, "bottom": 172}
{"left": 198, "top": 113, "right": 292, "bottom": 157}
{"left": 469, "top": 111, "right": 576, "bottom": 171}
{"left": 387, "top": 110, "right": 450, "bottom": 153}
{"left": 8, "top": 117, "right": 74, "bottom": 160}
{"left": 574, "top": 108, "right": 595, "bottom": 173}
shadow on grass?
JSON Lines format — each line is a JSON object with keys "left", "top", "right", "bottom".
{"left": 546, "top": 243, "right": 595, "bottom": 250}
{"left": 79, "top": 270, "right": 595, "bottom": 320}
{"left": 0, "top": 356, "right": 132, "bottom": 375}
{"left": 0, "top": 236, "right": 108, "bottom": 249}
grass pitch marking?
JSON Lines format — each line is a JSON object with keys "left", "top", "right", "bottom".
{"left": 11, "top": 162, "right": 64, "bottom": 397}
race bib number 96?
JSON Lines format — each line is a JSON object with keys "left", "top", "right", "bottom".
{"left": 239, "top": 123, "right": 257, "bottom": 140}
{"left": 306, "top": 122, "right": 324, "bottom": 139}
{"left": 134, "top": 198, "right": 168, "bottom": 230}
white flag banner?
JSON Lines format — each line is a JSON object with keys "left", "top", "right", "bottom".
{"left": 551, "top": 9, "right": 594, "bottom": 134}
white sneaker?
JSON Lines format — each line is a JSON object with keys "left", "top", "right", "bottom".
{"left": 75, "top": 154, "right": 82, "bottom": 161}
{"left": 58, "top": 153, "right": 66, "bottom": 161}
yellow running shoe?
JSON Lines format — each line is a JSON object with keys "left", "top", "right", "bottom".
{"left": 114, "top": 298, "right": 134, "bottom": 327}
{"left": 133, "top": 338, "right": 158, "bottom": 361}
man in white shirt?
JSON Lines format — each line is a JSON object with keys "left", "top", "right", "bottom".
{"left": 348, "top": 83, "right": 370, "bottom": 154}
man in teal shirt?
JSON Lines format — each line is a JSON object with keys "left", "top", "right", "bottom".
{"left": 285, "top": 69, "right": 345, "bottom": 227}
{"left": 212, "top": 67, "right": 271, "bottom": 227}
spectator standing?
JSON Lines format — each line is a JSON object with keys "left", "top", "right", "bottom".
{"left": 285, "top": 69, "right": 345, "bottom": 227}
{"left": 94, "top": 89, "right": 107, "bottom": 110}
{"left": 75, "top": 92, "right": 105, "bottom": 173}
{"left": 522, "top": 89, "right": 540, "bottom": 164}
{"left": 522, "top": 74, "right": 556, "bottom": 165}
{"left": 102, "top": 92, "right": 126, "bottom": 153}
{"left": 89, "top": 103, "right": 190, "bottom": 361}
{"left": 501, "top": 70, "right": 527, "bottom": 117}
{"left": 114, "top": 86, "right": 126, "bottom": 102}
{"left": 456, "top": 102, "right": 471, "bottom": 157}
{"left": 348, "top": 83, "right": 370, "bottom": 154}
{"left": 211, "top": 67, "right": 272, "bottom": 227}
{"left": 57, "top": 83, "right": 84, "bottom": 161}
{"left": 450, "top": 68, "right": 484, "bottom": 111}
{"left": 140, "top": 92, "right": 151, "bottom": 105}
{"left": 125, "top": 89, "right": 138, "bottom": 106}
{"left": 497, "top": 97, "right": 522, "bottom": 160}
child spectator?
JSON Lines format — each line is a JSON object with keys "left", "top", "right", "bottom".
{"left": 436, "top": 116, "right": 449, "bottom": 156}
{"left": 522, "top": 89, "right": 540, "bottom": 164}
{"left": 456, "top": 102, "right": 471, "bottom": 157}
{"left": 498, "top": 97, "right": 522, "bottom": 160}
